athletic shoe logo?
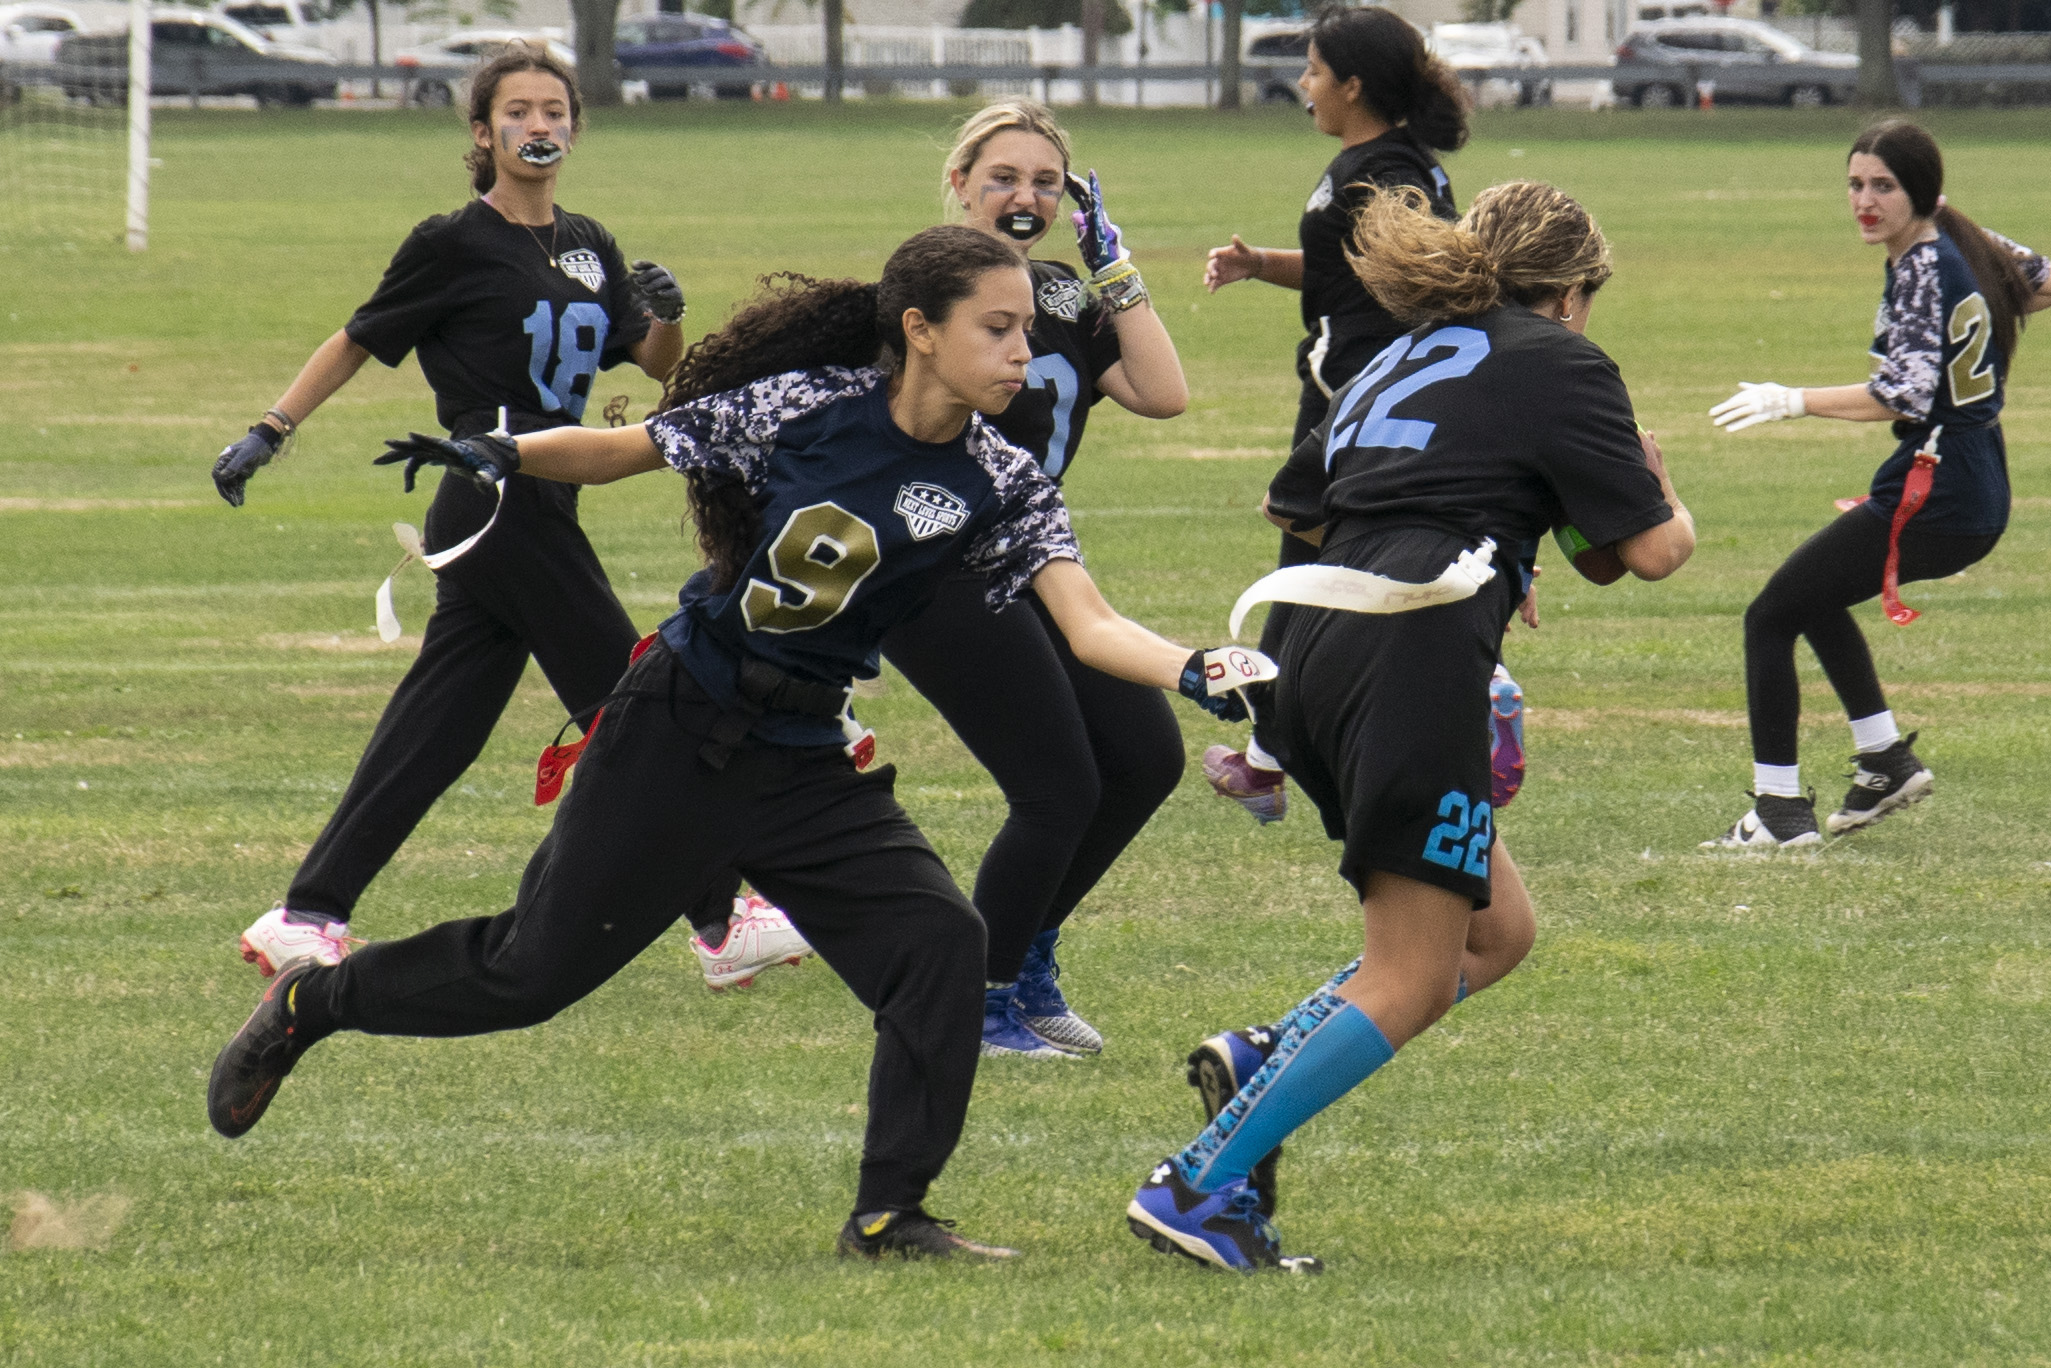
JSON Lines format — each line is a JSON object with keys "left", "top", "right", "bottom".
{"left": 893, "top": 482, "right": 970, "bottom": 541}
{"left": 558, "top": 248, "right": 606, "bottom": 292}
{"left": 1037, "top": 276, "right": 1084, "bottom": 322}
{"left": 1306, "top": 175, "right": 1334, "bottom": 213}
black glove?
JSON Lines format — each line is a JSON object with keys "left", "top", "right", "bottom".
{"left": 375, "top": 432, "right": 520, "bottom": 493}
{"left": 211, "top": 423, "right": 283, "bottom": 508}
{"left": 1178, "top": 649, "right": 1251, "bottom": 723}
{"left": 630, "top": 259, "right": 686, "bottom": 326}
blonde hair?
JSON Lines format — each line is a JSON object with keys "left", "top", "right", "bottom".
{"left": 1348, "top": 181, "right": 1614, "bottom": 325}
{"left": 940, "top": 99, "right": 1073, "bottom": 216}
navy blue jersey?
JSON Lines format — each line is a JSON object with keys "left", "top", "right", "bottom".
{"left": 644, "top": 367, "right": 1081, "bottom": 746}
{"left": 1865, "top": 228, "right": 2046, "bottom": 534}
{"left": 988, "top": 259, "right": 1123, "bottom": 481}
{"left": 1267, "top": 305, "right": 1670, "bottom": 600}
{"left": 346, "top": 200, "right": 650, "bottom": 433}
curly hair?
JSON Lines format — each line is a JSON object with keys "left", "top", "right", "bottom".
{"left": 463, "top": 43, "right": 582, "bottom": 196}
{"left": 1347, "top": 180, "right": 1612, "bottom": 325}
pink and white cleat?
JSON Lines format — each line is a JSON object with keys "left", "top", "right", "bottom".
{"left": 1202, "top": 745, "right": 1286, "bottom": 825}
{"left": 238, "top": 905, "right": 362, "bottom": 978}
{"left": 692, "top": 893, "right": 813, "bottom": 991}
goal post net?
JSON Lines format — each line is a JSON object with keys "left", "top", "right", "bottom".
{"left": 0, "top": 0, "right": 149, "bottom": 250}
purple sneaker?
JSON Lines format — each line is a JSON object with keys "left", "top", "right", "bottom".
{"left": 1489, "top": 666, "right": 1525, "bottom": 810}
{"left": 1202, "top": 745, "right": 1286, "bottom": 825}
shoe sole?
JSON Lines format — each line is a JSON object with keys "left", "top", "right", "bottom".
{"left": 701, "top": 954, "right": 807, "bottom": 991}
{"left": 1020, "top": 1015, "right": 1103, "bottom": 1055}
{"left": 239, "top": 935, "right": 277, "bottom": 978}
{"left": 1827, "top": 770, "right": 1933, "bottom": 836}
{"left": 979, "top": 1042, "right": 1074, "bottom": 1059}
{"left": 1186, "top": 1045, "right": 1282, "bottom": 1218}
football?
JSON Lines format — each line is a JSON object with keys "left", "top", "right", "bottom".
{"left": 1554, "top": 522, "right": 1628, "bottom": 585}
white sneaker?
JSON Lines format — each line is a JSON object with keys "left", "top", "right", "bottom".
{"left": 1700, "top": 792, "right": 1823, "bottom": 851}
{"left": 238, "top": 905, "right": 361, "bottom": 977}
{"left": 692, "top": 893, "right": 813, "bottom": 990}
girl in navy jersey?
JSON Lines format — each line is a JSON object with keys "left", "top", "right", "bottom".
{"left": 1129, "top": 183, "right": 1695, "bottom": 1271}
{"left": 198, "top": 47, "right": 774, "bottom": 985}
{"left": 1197, "top": 6, "right": 1500, "bottom": 824}
{"left": 1706, "top": 121, "right": 2050, "bottom": 850}
{"left": 206, "top": 226, "right": 1274, "bottom": 1262}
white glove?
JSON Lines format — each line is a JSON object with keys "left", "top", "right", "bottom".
{"left": 1709, "top": 382, "right": 1806, "bottom": 433}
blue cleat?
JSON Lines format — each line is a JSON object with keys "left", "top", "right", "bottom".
{"left": 1126, "top": 1161, "right": 1320, "bottom": 1274}
{"left": 1489, "top": 665, "right": 1525, "bottom": 810}
{"left": 980, "top": 984, "right": 1071, "bottom": 1059}
{"left": 1186, "top": 1027, "right": 1282, "bottom": 1216}
{"left": 1015, "top": 930, "right": 1103, "bottom": 1055}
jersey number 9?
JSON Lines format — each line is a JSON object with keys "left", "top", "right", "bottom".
{"left": 742, "top": 502, "right": 883, "bottom": 634}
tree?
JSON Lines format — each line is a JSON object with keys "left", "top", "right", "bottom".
{"left": 1219, "top": 0, "right": 1242, "bottom": 108}
{"left": 1855, "top": 0, "right": 1898, "bottom": 103}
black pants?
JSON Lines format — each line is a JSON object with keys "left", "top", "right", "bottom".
{"left": 1745, "top": 506, "right": 2000, "bottom": 765}
{"left": 295, "top": 641, "right": 986, "bottom": 1215}
{"left": 879, "top": 574, "right": 1184, "bottom": 983}
{"left": 287, "top": 471, "right": 641, "bottom": 921}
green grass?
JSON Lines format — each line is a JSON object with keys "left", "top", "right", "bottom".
{"left": 5, "top": 101, "right": 2051, "bottom": 1366}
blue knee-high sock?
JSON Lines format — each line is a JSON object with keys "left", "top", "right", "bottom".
{"left": 1178, "top": 981, "right": 1395, "bottom": 1194}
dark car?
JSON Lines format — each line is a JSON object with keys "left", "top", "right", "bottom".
{"left": 614, "top": 13, "right": 764, "bottom": 100}
{"left": 58, "top": 10, "right": 337, "bottom": 106}
{"left": 1246, "top": 29, "right": 1307, "bottom": 105}
{"left": 1614, "top": 18, "right": 1855, "bottom": 107}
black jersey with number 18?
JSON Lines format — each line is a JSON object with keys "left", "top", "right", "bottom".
{"left": 346, "top": 200, "right": 651, "bottom": 436}
{"left": 1268, "top": 304, "right": 1671, "bottom": 581}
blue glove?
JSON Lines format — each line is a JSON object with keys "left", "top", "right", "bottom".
{"left": 375, "top": 432, "right": 519, "bottom": 493}
{"left": 1066, "top": 169, "right": 1126, "bottom": 275}
{"left": 1178, "top": 648, "right": 1251, "bottom": 723}
{"left": 211, "top": 423, "right": 282, "bottom": 508}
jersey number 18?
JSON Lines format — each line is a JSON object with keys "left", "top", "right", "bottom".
{"left": 523, "top": 301, "right": 609, "bottom": 420}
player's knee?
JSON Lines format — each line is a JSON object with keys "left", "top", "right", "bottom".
{"left": 1743, "top": 591, "right": 1798, "bottom": 644}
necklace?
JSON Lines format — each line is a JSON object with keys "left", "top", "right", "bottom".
{"left": 487, "top": 193, "right": 559, "bottom": 267}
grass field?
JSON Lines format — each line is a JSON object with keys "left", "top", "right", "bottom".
{"left": 5, "top": 101, "right": 2051, "bottom": 1366}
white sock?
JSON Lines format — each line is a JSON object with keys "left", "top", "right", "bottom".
{"left": 1244, "top": 736, "right": 1283, "bottom": 772}
{"left": 1848, "top": 710, "right": 1900, "bottom": 755}
{"left": 1753, "top": 763, "right": 1802, "bottom": 799}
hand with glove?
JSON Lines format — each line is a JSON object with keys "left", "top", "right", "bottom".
{"left": 630, "top": 259, "right": 686, "bottom": 326}
{"left": 1177, "top": 646, "right": 1280, "bottom": 724}
{"left": 1709, "top": 382, "right": 1806, "bottom": 433}
{"left": 212, "top": 422, "right": 286, "bottom": 507}
{"left": 1067, "top": 170, "right": 1149, "bottom": 313}
{"left": 375, "top": 432, "right": 521, "bottom": 493}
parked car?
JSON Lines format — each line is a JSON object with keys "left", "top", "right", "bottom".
{"left": 57, "top": 10, "right": 338, "bottom": 105}
{"left": 1430, "top": 22, "right": 1550, "bottom": 107}
{"left": 213, "top": 0, "right": 330, "bottom": 49}
{"left": 0, "top": 2, "right": 82, "bottom": 63}
{"left": 393, "top": 29, "right": 574, "bottom": 107}
{"left": 1614, "top": 18, "right": 1856, "bottom": 107}
{"left": 613, "top": 12, "right": 764, "bottom": 100}
{"left": 1244, "top": 27, "right": 1307, "bottom": 105}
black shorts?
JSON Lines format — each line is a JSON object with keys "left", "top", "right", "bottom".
{"left": 1267, "top": 526, "right": 1513, "bottom": 908}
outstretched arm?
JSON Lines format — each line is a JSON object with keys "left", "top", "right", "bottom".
{"left": 514, "top": 423, "right": 667, "bottom": 484}
{"left": 1205, "top": 236, "right": 1303, "bottom": 292}
{"left": 1030, "top": 556, "right": 1192, "bottom": 689}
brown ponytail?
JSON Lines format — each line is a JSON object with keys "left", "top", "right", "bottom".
{"left": 1349, "top": 181, "right": 1612, "bottom": 326}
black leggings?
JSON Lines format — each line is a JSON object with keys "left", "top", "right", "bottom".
{"left": 295, "top": 642, "right": 985, "bottom": 1216}
{"left": 287, "top": 471, "right": 643, "bottom": 922}
{"left": 1744, "top": 507, "right": 2000, "bottom": 765}
{"left": 879, "top": 574, "right": 1185, "bottom": 983}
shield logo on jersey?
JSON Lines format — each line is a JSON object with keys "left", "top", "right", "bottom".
{"left": 1306, "top": 174, "right": 1334, "bottom": 213}
{"left": 558, "top": 248, "right": 606, "bottom": 293}
{"left": 893, "top": 482, "right": 970, "bottom": 541}
{"left": 1036, "top": 276, "right": 1084, "bottom": 322}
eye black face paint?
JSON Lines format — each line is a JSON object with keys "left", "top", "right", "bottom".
{"left": 998, "top": 212, "right": 1045, "bottom": 241}
{"left": 517, "top": 138, "right": 564, "bottom": 166}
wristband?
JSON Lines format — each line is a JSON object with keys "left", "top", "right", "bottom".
{"left": 1088, "top": 259, "right": 1149, "bottom": 313}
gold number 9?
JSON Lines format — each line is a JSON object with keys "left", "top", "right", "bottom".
{"left": 741, "top": 502, "right": 883, "bottom": 634}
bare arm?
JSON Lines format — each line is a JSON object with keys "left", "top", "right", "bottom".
{"left": 1205, "top": 236, "right": 1304, "bottom": 293}
{"left": 1094, "top": 301, "right": 1188, "bottom": 419}
{"left": 1030, "top": 556, "right": 1194, "bottom": 690}
{"left": 2031, "top": 274, "right": 2051, "bottom": 314}
{"left": 266, "top": 330, "right": 372, "bottom": 433}
{"left": 630, "top": 323, "right": 684, "bottom": 383}
{"left": 512, "top": 423, "right": 668, "bottom": 485}
{"left": 1616, "top": 430, "right": 1696, "bottom": 581}
{"left": 1805, "top": 383, "right": 1900, "bottom": 422}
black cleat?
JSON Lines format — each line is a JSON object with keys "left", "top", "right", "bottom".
{"left": 207, "top": 962, "right": 319, "bottom": 1138}
{"left": 1186, "top": 1027, "right": 1282, "bottom": 1217}
{"left": 1827, "top": 732, "right": 1933, "bottom": 835}
{"left": 835, "top": 1207, "right": 1020, "bottom": 1262}
{"left": 1701, "top": 790, "right": 1822, "bottom": 850}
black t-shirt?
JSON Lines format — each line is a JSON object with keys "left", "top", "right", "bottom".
{"left": 1299, "top": 130, "right": 1457, "bottom": 370}
{"left": 986, "top": 259, "right": 1123, "bottom": 480}
{"left": 1268, "top": 305, "right": 1671, "bottom": 568}
{"left": 346, "top": 199, "right": 651, "bottom": 435}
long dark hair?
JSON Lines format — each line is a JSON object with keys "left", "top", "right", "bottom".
{"left": 664, "top": 225, "right": 1026, "bottom": 589}
{"left": 1852, "top": 119, "right": 2031, "bottom": 370}
{"left": 464, "top": 44, "right": 583, "bottom": 196}
{"left": 1308, "top": 5, "right": 1468, "bottom": 152}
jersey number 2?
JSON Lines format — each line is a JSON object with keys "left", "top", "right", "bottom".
{"left": 523, "top": 301, "right": 609, "bottom": 420}
{"left": 741, "top": 502, "right": 883, "bottom": 634}
{"left": 1946, "top": 292, "right": 1996, "bottom": 407}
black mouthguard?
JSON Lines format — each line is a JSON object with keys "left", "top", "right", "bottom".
{"left": 517, "top": 139, "right": 564, "bottom": 166}
{"left": 999, "top": 212, "right": 1046, "bottom": 241}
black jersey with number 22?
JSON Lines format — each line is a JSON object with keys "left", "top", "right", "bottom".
{"left": 346, "top": 199, "right": 651, "bottom": 434}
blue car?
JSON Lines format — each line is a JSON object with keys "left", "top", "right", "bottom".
{"left": 615, "top": 13, "right": 765, "bottom": 100}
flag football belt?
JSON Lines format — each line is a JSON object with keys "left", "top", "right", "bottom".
{"left": 375, "top": 408, "right": 533, "bottom": 642}
{"left": 1228, "top": 538, "right": 1499, "bottom": 641}
{"left": 533, "top": 637, "right": 876, "bottom": 804}
{"left": 1880, "top": 423, "right": 1945, "bottom": 627}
